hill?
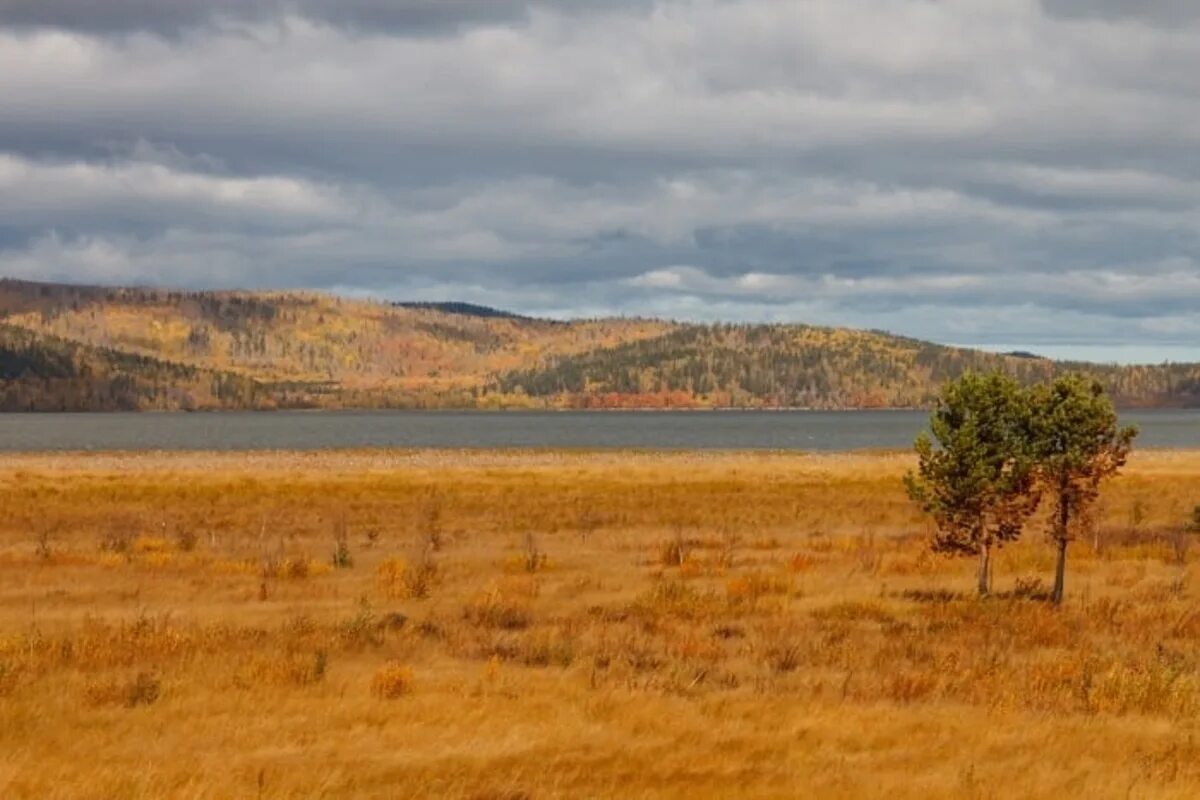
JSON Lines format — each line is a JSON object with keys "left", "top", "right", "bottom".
{"left": 0, "top": 278, "right": 1197, "bottom": 410}
{"left": 0, "top": 323, "right": 271, "bottom": 411}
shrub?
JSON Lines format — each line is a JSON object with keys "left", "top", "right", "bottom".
{"left": 377, "top": 555, "right": 438, "bottom": 600}
{"left": 175, "top": 528, "right": 198, "bottom": 552}
{"left": 0, "top": 660, "right": 21, "bottom": 696}
{"left": 725, "top": 572, "right": 791, "bottom": 606}
{"left": 132, "top": 536, "right": 171, "bottom": 555}
{"left": 235, "top": 650, "right": 328, "bottom": 688}
{"left": 464, "top": 587, "right": 534, "bottom": 630}
{"left": 331, "top": 515, "right": 353, "bottom": 568}
{"left": 371, "top": 662, "right": 414, "bottom": 698}
{"left": 35, "top": 530, "right": 52, "bottom": 561}
{"left": 659, "top": 527, "right": 691, "bottom": 567}
{"left": 522, "top": 532, "right": 548, "bottom": 573}
{"left": 99, "top": 529, "right": 133, "bottom": 555}
{"left": 337, "top": 601, "right": 383, "bottom": 648}
{"left": 84, "top": 671, "right": 161, "bottom": 708}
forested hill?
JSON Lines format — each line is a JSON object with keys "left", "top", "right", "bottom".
{"left": 0, "top": 278, "right": 1197, "bottom": 411}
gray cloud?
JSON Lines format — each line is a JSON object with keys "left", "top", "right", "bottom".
{"left": 1041, "top": 0, "right": 1200, "bottom": 25}
{"left": 0, "top": 0, "right": 650, "bottom": 36}
{"left": 1, "top": 0, "right": 1199, "bottom": 362}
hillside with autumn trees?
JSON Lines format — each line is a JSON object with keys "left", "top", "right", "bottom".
{"left": 0, "top": 278, "right": 1197, "bottom": 411}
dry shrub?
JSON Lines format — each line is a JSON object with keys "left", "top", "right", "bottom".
{"left": 83, "top": 671, "right": 161, "bottom": 708}
{"left": 464, "top": 586, "right": 534, "bottom": 630}
{"left": 521, "top": 532, "right": 548, "bottom": 573}
{"left": 1106, "top": 563, "right": 1148, "bottom": 589}
{"left": 667, "top": 630, "right": 724, "bottom": 664}
{"left": 659, "top": 530, "right": 691, "bottom": 567}
{"left": 331, "top": 516, "right": 352, "bottom": 569}
{"left": 811, "top": 600, "right": 895, "bottom": 625}
{"left": 1010, "top": 576, "right": 1049, "bottom": 600}
{"left": 725, "top": 571, "right": 791, "bottom": 606}
{"left": 234, "top": 650, "right": 328, "bottom": 689}
{"left": 371, "top": 662, "right": 414, "bottom": 698}
{"left": 132, "top": 536, "right": 171, "bottom": 554}
{"left": 633, "top": 579, "right": 718, "bottom": 622}
{"left": 1133, "top": 577, "right": 1188, "bottom": 603}
{"left": 337, "top": 602, "right": 385, "bottom": 649}
{"left": 174, "top": 528, "right": 198, "bottom": 552}
{"left": 678, "top": 556, "right": 705, "bottom": 579}
{"left": 1089, "top": 662, "right": 1198, "bottom": 717}
{"left": 1022, "top": 658, "right": 1094, "bottom": 713}
{"left": 0, "top": 660, "right": 22, "bottom": 696}
{"left": 787, "top": 552, "right": 818, "bottom": 573}
{"left": 514, "top": 628, "right": 576, "bottom": 667}
{"left": 748, "top": 537, "right": 781, "bottom": 550}
{"left": 209, "top": 558, "right": 259, "bottom": 576}
{"left": 762, "top": 640, "right": 803, "bottom": 674}
{"left": 269, "top": 557, "right": 333, "bottom": 581}
{"left": 884, "top": 671, "right": 938, "bottom": 704}
{"left": 898, "top": 587, "right": 963, "bottom": 604}
{"left": 139, "top": 551, "right": 176, "bottom": 569}
{"left": 878, "top": 550, "right": 938, "bottom": 576}
{"left": 377, "top": 555, "right": 438, "bottom": 599}
{"left": 98, "top": 528, "right": 133, "bottom": 555}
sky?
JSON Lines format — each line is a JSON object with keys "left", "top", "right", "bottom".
{"left": 2, "top": 1, "right": 1199, "bottom": 364}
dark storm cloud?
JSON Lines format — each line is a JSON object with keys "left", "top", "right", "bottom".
{"left": 0, "top": 0, "right": 649, "bottom": 36}
{"left": 1041, "top": 0, "right": 1200, "bottom": 25}
{"left": 1, "top": 0, "right": 1199, "bottom": 360}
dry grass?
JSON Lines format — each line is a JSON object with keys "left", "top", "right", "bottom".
{"left": 1, "top": 448, "right": 1199, "bottom": 798}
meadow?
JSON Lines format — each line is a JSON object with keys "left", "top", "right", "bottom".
{"left": 2, "top": 448, "right": 1199, "bottom": 798}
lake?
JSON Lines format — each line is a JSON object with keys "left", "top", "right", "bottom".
{"left": 0, "top": 409, "right": 1196, "bottom": 452}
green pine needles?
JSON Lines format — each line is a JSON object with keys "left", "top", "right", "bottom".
{"left": 906, "top": 372, "right": 1137, "bottom": 602}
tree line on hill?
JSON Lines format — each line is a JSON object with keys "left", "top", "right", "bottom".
{"left": 495, "top": 324, "right": 1200, "bottom": 409}
{"left": 0, "top": 325, "right": 272, "bottom": 411}
{"left": 2, "top": 279, "right": 1200, "bottom": 411}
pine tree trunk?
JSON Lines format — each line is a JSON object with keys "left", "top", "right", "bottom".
{"left": 1051, "top": 485, "right": 1072, "bottom": 605}
{"left": 977, "top": 542, "right": 991, "bottom": 598}
{"left": 1052, "top": 538, "right": 1067, "bottom": 605}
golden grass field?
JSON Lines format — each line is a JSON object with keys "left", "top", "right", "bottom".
{"left": 2, "top": 448, "right": 1200, "bottom": 799}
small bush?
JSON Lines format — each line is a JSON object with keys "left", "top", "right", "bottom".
{"left": 132, "top": 536, "right": 171, "bottom": 554}
{"left": 522, "top": 532, "right": 548, "bottom": 573}
{"left": 726, "top": 572, "right": 791, "bottom": 606}
{"left": 175, "top": 529, "right": 198, "bottom": 552}
{"left": 35, "top": 530, "right": 52, "bottom": 560}
{"left": 764, "top": 642, "right": 803, "bottom": 674}
{"left": 84, "top": 671, "right": 161, "bottom": 708}
{"left": 371, "top": 662, "right": 414, "bottom": 698}
{"left": 1011, "top": 576, "right": 1050, "bottom": 600}
{"left": 337, "top": 601, "right": 383, "bottom": 648}
{"left": 331, "top": 515, "right": 353, "bottom": 569}
{"left": 659, "top": 527, "right": 691, "bottom": 567}
{"left": 811, "top": 600, "right": 895, "bottom": 624}
{"left": 0, "top": 660, "right": 21, "bottom": 696}
{"left": 99, "top": 530, "right": 133, "bottom": 555}
{"left": 787, "top": 552, "right": 818, "bottom": 573}
{"left": 464, "top": 587, "right": 534, "bottom": 630}
{"left": 377, "top": 555, "right": 438, "bottom": 599}
{"left": 235, "top": 650, "right": 328, "bottom": 688}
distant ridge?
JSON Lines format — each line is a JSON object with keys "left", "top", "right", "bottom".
{"left": 0, "top": 278, "right": 1197, "bottom": 411}
{"left": 394, "top": 301, "right": 538, "bottom": 321}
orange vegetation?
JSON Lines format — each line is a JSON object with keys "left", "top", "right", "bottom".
{"left": 1, "top": 449, "right": 1200, "bottom": 798}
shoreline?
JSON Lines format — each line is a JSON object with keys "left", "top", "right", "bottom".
{"left": 1, "top": 446, "right": 1196, "bottom": 471}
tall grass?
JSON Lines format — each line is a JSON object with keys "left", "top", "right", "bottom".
{"left": 1, "top": 449, "right": 1200, "bottom": 798}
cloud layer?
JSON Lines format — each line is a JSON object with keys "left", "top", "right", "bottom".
{"left": 2, "top": 0, "right": 1199, "bottom": 361}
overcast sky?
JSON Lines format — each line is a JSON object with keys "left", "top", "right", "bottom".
{"left": 2, "top": 1, "right": 1199, "bottom": 363}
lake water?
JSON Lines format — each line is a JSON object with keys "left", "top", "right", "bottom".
{"left": 0, "top": 409, "right": 1196, "bottom": 452}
